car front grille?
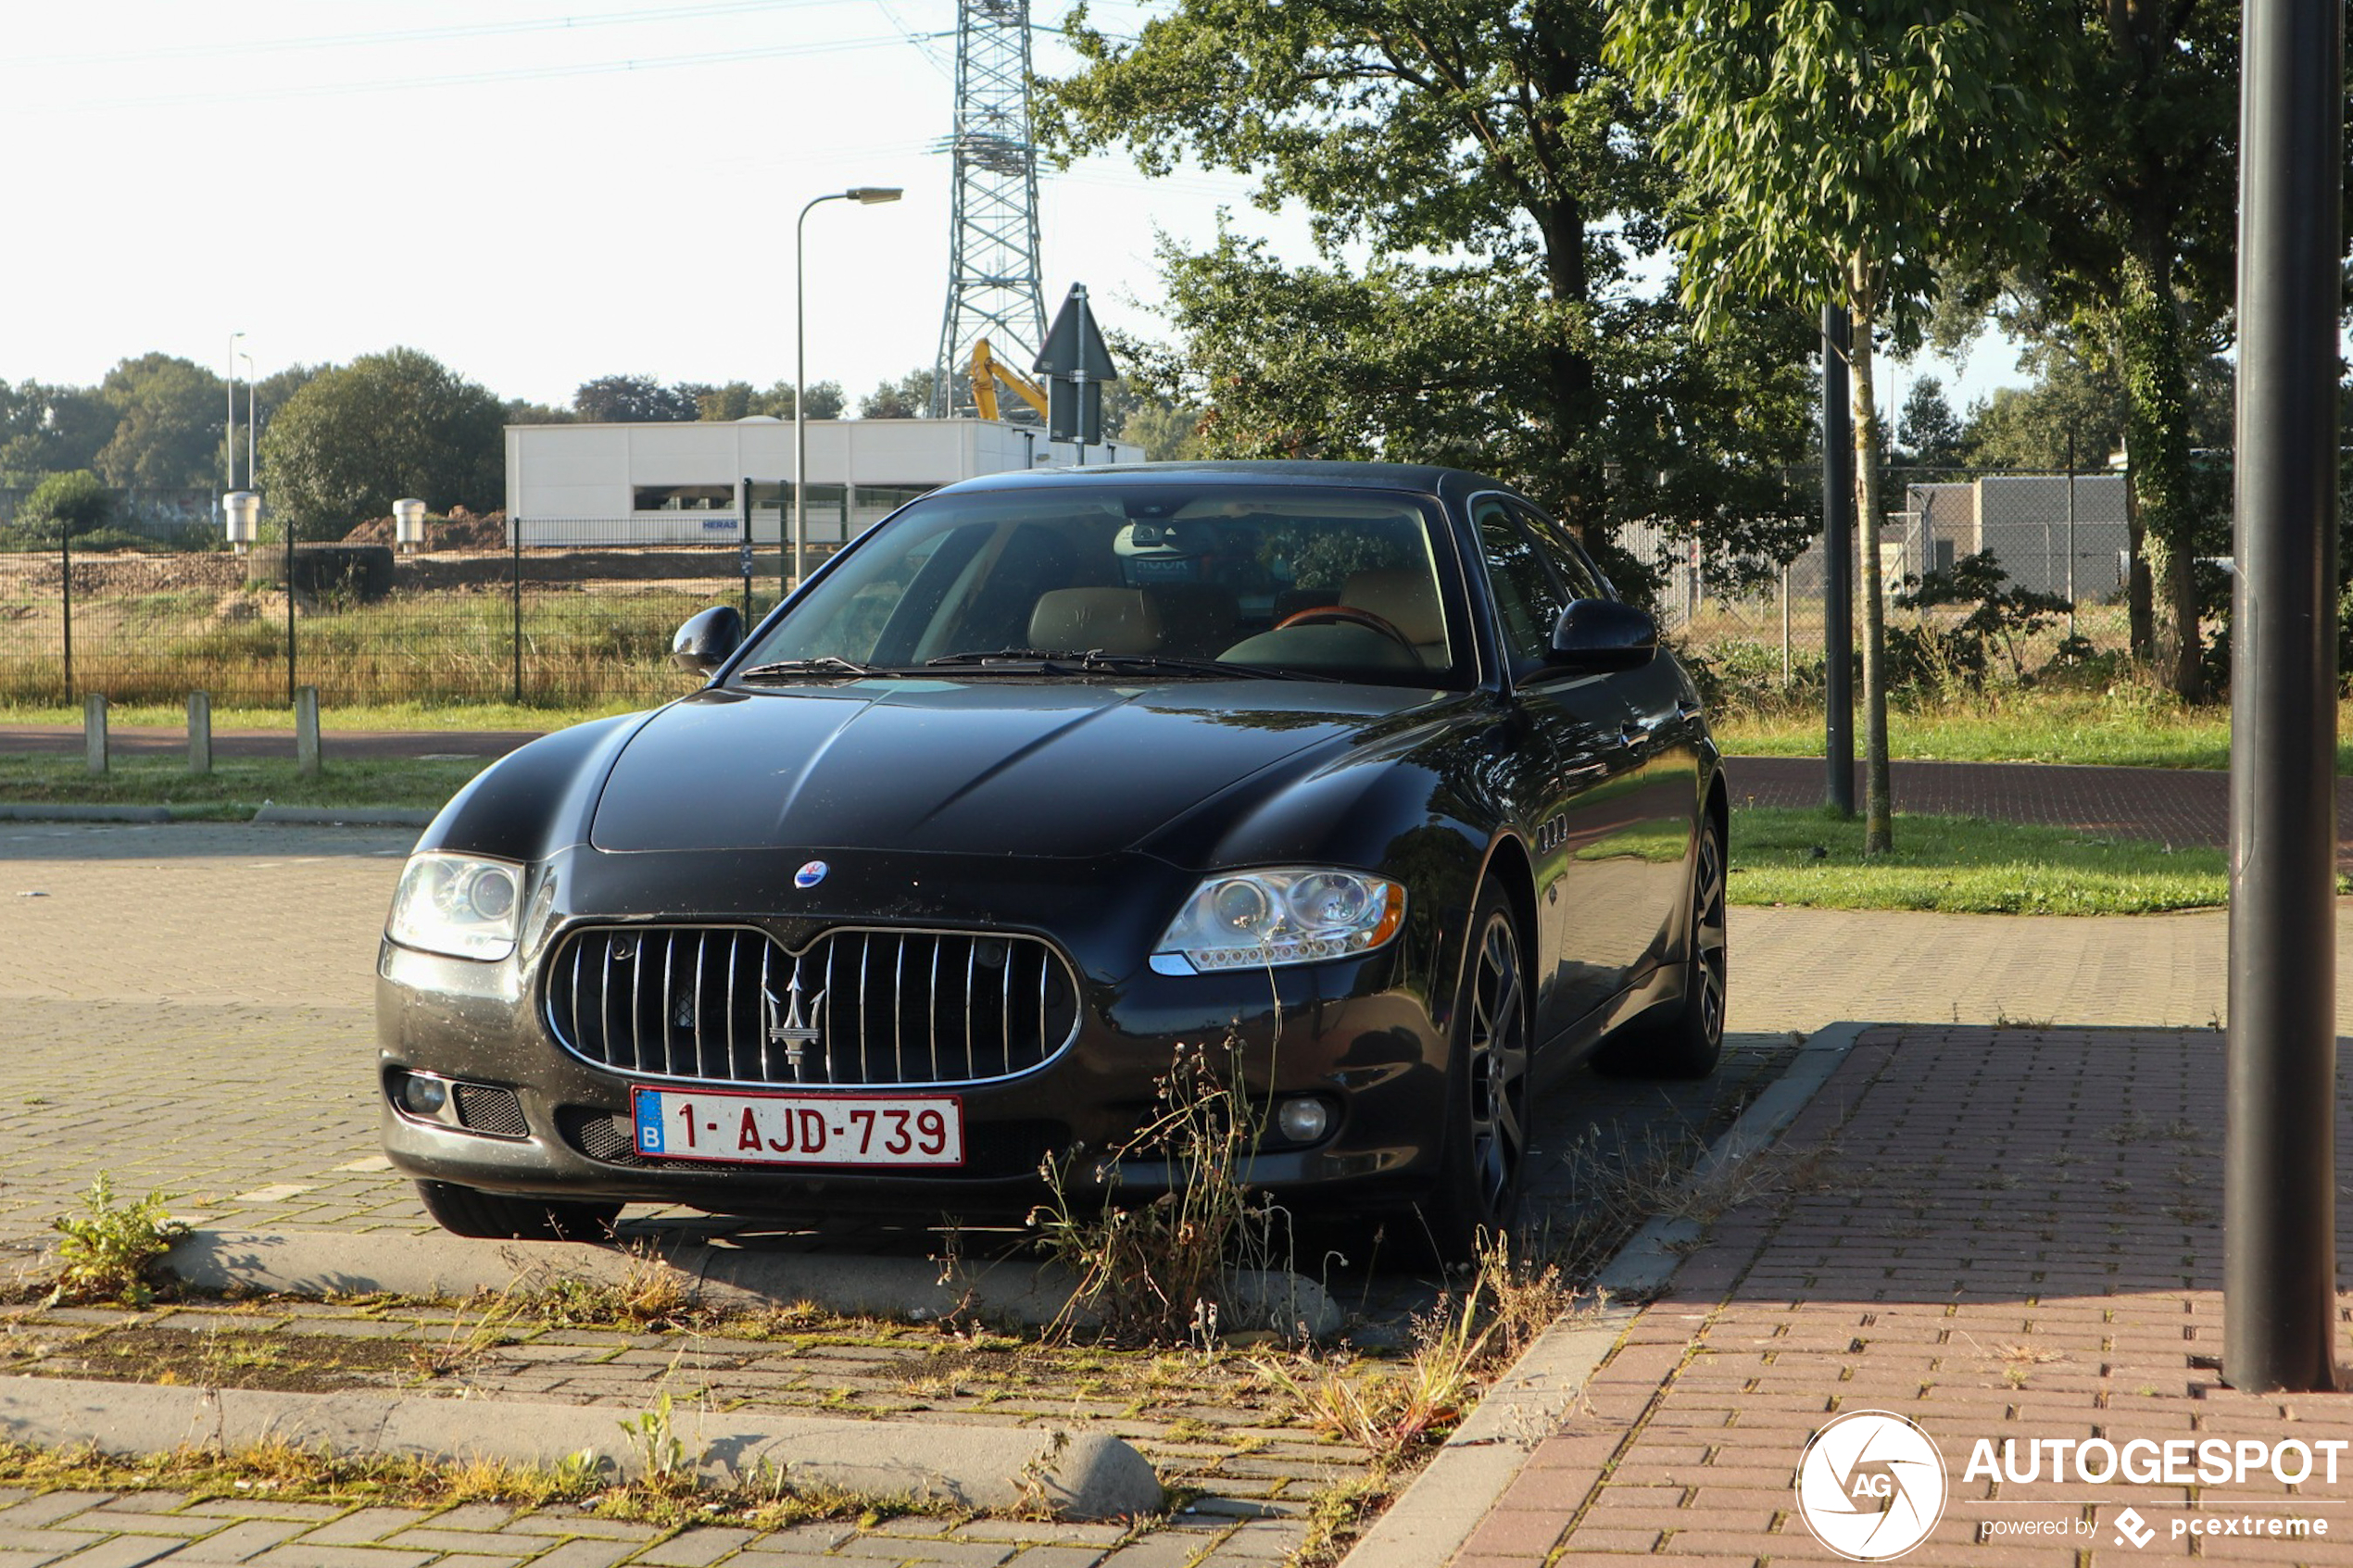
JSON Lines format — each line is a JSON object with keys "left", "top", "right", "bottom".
{"left": 544, "top": 925, "right": 1081, "bottom": 1089}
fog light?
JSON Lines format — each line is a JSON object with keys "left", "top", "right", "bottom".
{"left": 1277, "top": 1098, "right": 1330, "bottom": 1144}
{"left": 397, "top": 1073, "right": 447, "bottom": 1116}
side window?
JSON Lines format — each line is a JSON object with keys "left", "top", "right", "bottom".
{"left": 1513, "top": 502, "right": 1607, "bottom": 602}
{"left": 1474, "top": 497, "right": 1568, "bottom": 670}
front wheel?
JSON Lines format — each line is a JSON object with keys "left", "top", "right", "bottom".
{"left": 1418, "top": 885, "right": 1533, "bottom": 1264}
{"left": 414, "top": 1181, "right": 622, "bottom": 1242}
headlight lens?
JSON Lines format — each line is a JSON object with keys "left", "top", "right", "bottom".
{"left": 1153, "top": 868, "right": 1405, "bottom": 972}
{"left": 386, "top": 852, "right": 527, "bottom": 960}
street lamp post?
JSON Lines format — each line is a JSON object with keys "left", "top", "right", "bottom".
{"left": 239, "top": 350, "right": 256, "bottom": 496}
{"left": 794, "top": 186, "right": 902, "bottom": 596}
{"left": 226, "top": 331, "right": 245, "bottom": 489}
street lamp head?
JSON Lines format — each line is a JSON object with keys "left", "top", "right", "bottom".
{"left": 847, "top": 186, "right": 903, "bottom": 204}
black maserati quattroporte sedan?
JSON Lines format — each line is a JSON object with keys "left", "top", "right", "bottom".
{"left": 377, "top": 461, "right": 1727, "bottom": 1260}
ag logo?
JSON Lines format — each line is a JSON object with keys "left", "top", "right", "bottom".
{"left": 1794, "top": 1410, "right": 1947, "bottom": 1561}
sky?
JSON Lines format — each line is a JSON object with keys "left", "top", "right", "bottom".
{"left": 5, "top": 0, "right": 2027, "bottom": 420}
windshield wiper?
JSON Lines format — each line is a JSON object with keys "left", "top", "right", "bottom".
{"left": 735, "top": 656, "right": 899, "bottom": 680}
{"left": 925, "top": 647, "right": 1069, "bottom": 667}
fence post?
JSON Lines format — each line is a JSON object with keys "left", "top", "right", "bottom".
{"left": 285, "top": 515, "right": 297, "bottom": 707}
{"left": 188, "top": 690, "right": 212, "bottom": 775}
{"left": 511, "top": 520, "right": 524, "bottom": 705}
{"left": 295, "top": 684, "right": 321, "bottom": 776}
{"left": 59, "top": 532, "right": 73, "bottom": 704}
{"left": 83, "top": 692, "right": 107, "bottom": 775}
{"left": 740, "top": 508, "right": 754, "bottom": 625}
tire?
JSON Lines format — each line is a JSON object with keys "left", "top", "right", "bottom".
{"left": 1594, "top": 808, "right": 1727, "bottom": 1080}
{"left": 414, "top": 1180, "right": 622, "bottom": 1243}
{"left": 1418, "top": 884, "right": 1534, "bottom": 1264}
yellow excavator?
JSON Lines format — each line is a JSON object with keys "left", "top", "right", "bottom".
{"left": 970, "top": 338, "right": 1048, "bottom": 422}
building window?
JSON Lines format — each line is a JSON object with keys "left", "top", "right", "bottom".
{"left": 635, "top": 484, "right": 734, "bottom": 512}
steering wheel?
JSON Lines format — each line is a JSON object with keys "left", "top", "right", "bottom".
{"left": 1272, "top": 603, "right": 1419, "bottom": 653}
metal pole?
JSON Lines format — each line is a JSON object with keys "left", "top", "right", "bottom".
{"left": 511, "top": 523, "right": 523, "bottom": 705}
{"left": 59, "top": 532, "right": 71, "bottom": 704}
{"left": 285, "top": 499, "right": 296, "bottom": 707}
{"left": 1820, "top": 306, "right": 1856, "bottom": 816}
{"left": 227, "top": 332, "right": 243, "bottom": 490}
{"left": 241, "top": 351, "right": 256, "bottom": 495}
{"left": 2066, "top": 432, "right": 2079, "bottom": 637}
{"left": 795, "top": 192, "right": 849, "bottom": 600}
{"left": 2225, "top": 0, "right": 2341, "bottom": 1395}
{"left": 1780, "top": 561, "right": 1791, "bottom": 686}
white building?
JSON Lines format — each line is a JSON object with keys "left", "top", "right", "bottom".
{"left": 504, "top": 418, "right": 1144, "bottom": 546}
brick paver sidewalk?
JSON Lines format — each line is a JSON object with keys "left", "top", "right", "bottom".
{"left": 1724, "top": 754, "right": 2353, "bottom": 867}
{"left": 1449, "top": 1023, "right": 2353, "bottom": 1565}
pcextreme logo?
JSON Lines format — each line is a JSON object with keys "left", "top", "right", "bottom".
{"left": 1793, "top": 1410, "right": 1949, "bottom": 1561}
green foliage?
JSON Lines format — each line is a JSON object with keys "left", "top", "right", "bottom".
{"left": 1895, "top": 377, "right": 1967, "bottom": 468}
{"left": 1894, "top": 550, "right": 2075, "bottom": 684}
{"left": 573, "top": 375, "right": 699, "bottom": 422}
{"left": 94, "top": 354, "right": 228, "bottom": 489}
{"left": 693, "top": 380, "right": 844, "bottom": 421}
{"left": 1040, "top": 0, "right": 1819, "bottom": 600}
{"left": 12, "top": 470, "right": 111, "bottom": 542}
{"left": 1727, "top": 805, "right": 2230, "bottom": 915}
{"left": 0, "top": 382, "right": 117, "bottom": 484}
{"left": 258, "top": 348, "right": 505, "bottom": 539}
{"left": 1606, "top": 0, "right": 2051, "bottom": 345}
{"left": 47, "top": 1173, "right": 191, "bottom": 1308}
{"left": 860, "top": 366, "right": 947, "bottom": 420}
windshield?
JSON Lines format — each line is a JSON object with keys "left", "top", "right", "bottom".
{"left": 735, "top": 483, "right": 1469, "bottom": 687}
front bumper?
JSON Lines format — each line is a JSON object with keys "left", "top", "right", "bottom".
{"left": 376, "top": 844, "right": 1458, "bottom": 1222}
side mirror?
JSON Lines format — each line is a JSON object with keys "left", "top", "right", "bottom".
{"left": 1546, "top": 598, "right": 1657, "bottom": 673}
{"left": 670, "top": 605, "right": 745, "bottom": 675}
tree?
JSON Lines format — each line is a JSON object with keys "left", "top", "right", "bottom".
{"left": 1895, "top": 377, "right": 1967, "bottom": 469}
{"left": 11, "top": 470, "right": 110, "bottom": 542}
{"left": 1039, "top": 0, "right": 1818, "bottom": 596}
{"left": 0, "top": 382, "right": 116, "bottom": 484}
{"left": 860, "top": 367, "right": 941, "bottom": 420}
{"left": 573, "top": 375, "right": 699, "bottom": 422}
{"left": 694, "top": 380, "right": 844, "bottom": 421}
{"left": 94, "top": 353, "right": 225, "bottom": 489}
{"left": 258, "top": 348, "right": 505, "bottom": 538}
{"left": 1608, "top": 0, "right": 2051, "bottom": 852}
{"left": 1993, "top": 0, "right": 2246, "bottom": 699}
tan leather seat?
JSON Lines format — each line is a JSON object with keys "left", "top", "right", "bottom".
{"left": 1028, "top": 587, "right": 1164, "bottom": 654}
{"left": 1342, "top": 569, "right": 1448, "bottom": 665}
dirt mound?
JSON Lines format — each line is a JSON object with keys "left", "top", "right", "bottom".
{"left": 342, "top": 507, "right": 507, "bottom": 551}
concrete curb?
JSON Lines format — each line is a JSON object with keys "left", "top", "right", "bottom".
{"left": 0, "top": 802, "right": 173, "bottom": 822}
{"left": 0, "top": 1375, "right": 1161, "bottom": 1521}
{"left": 1337, "top": 1022, "right": 1869, "bottom": 1568}
{"left": 250, "top": 805, "right": 434, "bottom": 826}
{"left": 165, "top": 1228, "right": 1344, "bottom": 1340}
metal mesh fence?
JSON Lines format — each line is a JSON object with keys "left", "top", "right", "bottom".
{"left": 1619, "top": 465, "right": 2138, "bottom": 670}
{"left": 0, "top": 520, "right": 807, "bottom": 709}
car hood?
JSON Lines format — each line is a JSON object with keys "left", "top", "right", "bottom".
{"left": 588, "top": 679, "right": 1433, "bottom": 858}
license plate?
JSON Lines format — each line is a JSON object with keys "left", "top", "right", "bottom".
{"left": 630, "top": 1087, "right": 963, "bottom": 1167}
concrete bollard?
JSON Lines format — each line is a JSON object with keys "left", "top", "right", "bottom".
{"left": 83, "top": 693, "right": 107, "bottom": 775}
{"left": 294, "top": 686, "right": 321, "bottom": 777}
{"left": 187, "top": 691, "right": 212, "bottom": 775}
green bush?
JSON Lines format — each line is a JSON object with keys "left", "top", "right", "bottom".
{"left": 7, "top": 470, "right": 111, "bottom": 545}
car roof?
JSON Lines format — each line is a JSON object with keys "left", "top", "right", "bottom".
{"left": 937, "top": 458, "right": 1515, "bottom": 507}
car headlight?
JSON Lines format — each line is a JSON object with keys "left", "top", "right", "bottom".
{"left": 386, "top": 852, "right": 526, "bottom": 961}
{"left": 1151, "top": 868, "right": 1405, "bottom": 973}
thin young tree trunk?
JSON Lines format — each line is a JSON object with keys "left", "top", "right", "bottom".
{"left": 1846, "top": 260, "right": 1894, "bottom": 854}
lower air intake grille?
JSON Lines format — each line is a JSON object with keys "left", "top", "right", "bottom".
{"left": 451, "top": 1082, "right": 528, "bottom": 1137}
{"left": 544, "top": 925, "right": 1080, "bottom": 1089}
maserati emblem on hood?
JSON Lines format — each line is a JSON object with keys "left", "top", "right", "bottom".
{"left": 795, "top": 860, "right": 829, "bottom": 888}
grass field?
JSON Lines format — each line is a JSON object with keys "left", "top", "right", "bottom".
{"left": 1726, "top": 806, "right": 2236, "bottom": 915}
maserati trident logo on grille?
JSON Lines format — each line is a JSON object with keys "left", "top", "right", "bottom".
{"left": 762, "top": 963, "right": 826, "bottom": 1073}
{"left": 795, "top": 860, "right": 829, "bottom": 888}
